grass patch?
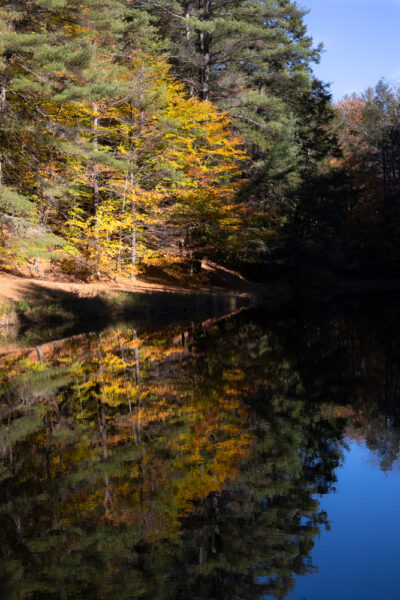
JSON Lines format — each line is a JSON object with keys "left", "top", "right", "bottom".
{"left": 13, "top": 299, "right": 74, "bottom": 324}
{"left": 0, "top": 300, "right": 16, "bottom": 319}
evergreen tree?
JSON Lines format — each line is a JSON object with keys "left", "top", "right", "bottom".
{"left": 0, "top": 0, "right": 88, "bottom": 268}
{"left": 137, "top": 0, "right": 320, "bottom": 172}
{"left": 135, "top": 0, "right": 339, "bottom": 264}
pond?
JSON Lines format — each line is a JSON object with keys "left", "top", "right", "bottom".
{"left": 1, "top": 296, "right": 400, "bottom": 599}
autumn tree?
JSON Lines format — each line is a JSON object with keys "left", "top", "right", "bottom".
{"left": 137, "top": 0, "right": 330, "bottom": 259}
{"left": 62, "top": 54, "right": 247, "bottom": 278}
{"left": 0, "top": 0, "right": 247, "bottom": 278}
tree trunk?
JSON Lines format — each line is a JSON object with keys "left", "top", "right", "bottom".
{"left": 0, "top": 71, "right": 6, "bottom": 112}
{"left": 34, "top": 257, "right": 40, "bottom": 273}
{"left": 130, "top": 171, "right": 136, "bottom": 279}
{"left": 92, "top": 102, "right": 101, "bottom": 278}
{"left": 116, "top": 175, "right": 128, "bottom": 276}
{"left": 185, "top": 1, "right": 195, "bottom": 97}
{"left": 185, "top": 0, "right": 191, "bottom": 42}
{"left": 93, "top": 103, "right": 100, "bottom": 210}
{"left": 199, "top": 0, "right": 211, "bottom": 101}
{"left": 0, "top": 70, "right": 7, "bottom": 203}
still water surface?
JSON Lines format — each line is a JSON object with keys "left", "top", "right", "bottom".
{"left": 286, "top": 441, "right": 400, "bottom": 600}
{"left": 1, "top": 300, "right": 400, "bottom": 599}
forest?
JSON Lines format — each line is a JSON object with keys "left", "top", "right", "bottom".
{"left": 1, "top": 0, "right": 399, "bottom": 284}
{"left": 3, "top": 3, "right": 400, "bottom": 597}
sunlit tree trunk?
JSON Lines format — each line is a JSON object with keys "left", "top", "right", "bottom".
{"left": 130, "top": 172, "right": 137, "bottom": 280}
{"left": 93, "top": 101, "right": 101, "bottom": 278}
{"left": 116, "top": 175, "right": 128, "bottom": 277}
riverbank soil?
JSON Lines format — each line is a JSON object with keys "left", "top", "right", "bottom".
{"left": 0, "top": 260, "right": 264, "bottom": 304}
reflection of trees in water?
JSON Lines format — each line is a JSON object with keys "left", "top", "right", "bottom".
{"left": 164, "top": 403, "right": 342, "bottom": 600}
{"left": 269, "top": 296, "right": 400, "bottom": 472}
{"left": 347, "top": 317, "right": 400, "bottom": 472}
{"left": 1, "top": 298, "right": 399, "bottom": 598}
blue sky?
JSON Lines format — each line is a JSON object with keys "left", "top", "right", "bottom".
{"left": 301, "top": 0, "right": 400, "bottom": 100}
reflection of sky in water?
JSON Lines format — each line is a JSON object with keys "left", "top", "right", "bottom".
{"left": 285, "top": 441, "right": 400, "bottom": 600}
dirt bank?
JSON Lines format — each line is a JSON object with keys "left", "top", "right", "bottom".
{"left": 0, "top": 260, "right": 263, "bottom": 304}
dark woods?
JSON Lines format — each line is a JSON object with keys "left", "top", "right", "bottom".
{"left": 281, "top": 80, "right": 400, "bottom": 284}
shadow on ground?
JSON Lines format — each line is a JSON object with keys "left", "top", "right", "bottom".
{"left": 2, "top": 284, "right": 250, "bottom": 348}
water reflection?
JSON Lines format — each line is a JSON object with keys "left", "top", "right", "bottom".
{"left": 0, "top": 298, "right": 399, "bottom": 599}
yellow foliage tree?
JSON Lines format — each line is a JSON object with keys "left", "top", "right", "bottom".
{"left": 60, "top": 53, "right": 247, "bottom": 279}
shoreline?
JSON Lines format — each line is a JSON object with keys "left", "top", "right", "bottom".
{"left": 0, "top": 266, "right": 260, "bottom": 325}
{"left": 0, "top": 270, "right": 264, "bottom": 353}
